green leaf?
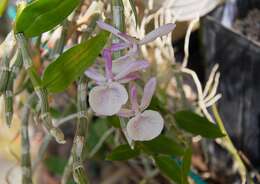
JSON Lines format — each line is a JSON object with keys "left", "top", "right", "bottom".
{"left": 106, "top": 144, "right": 140, "bottom": 161}
{"left": 181, "top": 148, "right": 192, "bottom": 184}
{"left": 174, "top": 111, "right": 225, "bottom": 138}
{"left": 128, "top": 0, "right": 138, "bottom": 27}
{"left": 137, "top": 135, "right": 184, "bottom": 157}
{"left": 0, "top": 0, "right": 9, "bottom": 17}
{"left": 15, "top": 0, "right": 80, "bottom": 37}
{"left": 154, "top": 155, "right": 182, "bottom": 183}
{"left": 106, "top": 115, "right": 121, "bottom": 128}
{"left": 44, "top": 155, "right": 67, "bottom": 175}
{"left": 42, "top": 31, "right": 109, "bottom": 93}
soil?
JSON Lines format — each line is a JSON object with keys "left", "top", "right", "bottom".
{"left": 233, "top": 8, "right": 260, "bottom": 43}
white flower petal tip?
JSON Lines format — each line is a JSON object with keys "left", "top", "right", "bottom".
{"left": 89, "top": 82, "right": 128, "bottom": 116}
{"left": 139, "top": 23, "right": 176, "bottom": 45}
{"left": 126, "top": 110, "right": 164, "bottom": 141}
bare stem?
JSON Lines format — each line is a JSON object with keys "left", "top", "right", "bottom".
{"left": 21, "top": 94, "right": 36, "bottom": 184}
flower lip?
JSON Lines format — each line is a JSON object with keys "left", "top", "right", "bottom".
{"left": 126, "top": 110, "right": 164, "bottom": 141}
{"left": 89, "top": 82, "right": 128, "bottom": 116}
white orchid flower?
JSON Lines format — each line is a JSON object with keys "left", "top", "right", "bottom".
{"left": 118, "top": 78, "right": 164, "bottom": 141}
{"left": 86, "top": 48, "right": 149, "bottom": 116}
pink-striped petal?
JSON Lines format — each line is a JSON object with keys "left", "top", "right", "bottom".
{"left": 114, "top": 60, "right": 149, "bottom": 81}
{"left": 96, "top": 20, "right": 129, "bottom": 42}
{"left": 118, "top": 108, "right": 135, "bottom": 118}
{"left": 111, "top": 43, "right": 129, "bottom": 52}
{"left": 140, "top": 77, "right": 157, "bottom": 111}
{"left": 102, "top": 48, "right": 113, "bottom": 80}
{"left": 89, "top": 82, "right": 128, "bottom": 116}
{"left": 139, "top": 23, "right": 176, "bottom": 45}
{"left": 126, "top": 110, "right": 164, "bottom": 141}
{"left": 130, "top": 84, "right": 139, "bottom": 112}
{"left": 117, "top": 73, "right": 140, "bottom": 83}
{"left": 85, "top": 68, "right": 106, "bottom": 82}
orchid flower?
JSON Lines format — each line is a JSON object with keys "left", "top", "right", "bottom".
{"left": 86, "top": 48, "right": 149, "bottom": 116}
{"left": 97, "top": 20, "right": 176, "bottom": 64}
{"left": 118, "top": 78, "right": 164, "bottom": 141}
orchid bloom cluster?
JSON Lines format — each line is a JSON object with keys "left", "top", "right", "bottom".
{"left": 85, "top": 20, "right": 175, "bottom": 141}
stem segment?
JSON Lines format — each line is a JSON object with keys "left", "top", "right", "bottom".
{"left": 4, "top": 50, "right": 23, "bottom": 127}
{"left": 21, "top": 94, "right": 36, "bottom": 184}
{"left": 16, "top": 33, "right": 65, "bottom": 144}
{"left": 72, "top": 76, "right": 89, "bottom": 184}
{"left": 212, "top": 104, "right": 247, "bottom": 184}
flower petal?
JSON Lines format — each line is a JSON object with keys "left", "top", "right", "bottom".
{"left": 114, "top": 60, "right": 149, "bottom": 81}
{"left": 118, "top": 108, "right": 135, "bottom": 118}
{"left": 126, "top": 110, "right": 164, "bottom": 141}
{"left": 111, "top": 43, "right": 129, "bottom": 52}
{"left": 96, "top": 20, "right": 129, "bottom": 42}
{"left": 140, "top": 77, "right": 157, "bottom": 111}
{"left": 89, "top": 82, "right": 128, "bottom": 116}
{"left": 85, "top": 68, "right": 106, "bottom": 82}
{"left": 117, "top": 73, "right": 140, "bottom": 83}
{"left": 103, "top": 48, "right": 113, "bottom": 80}
{"left": 139, "top": 23, "right": 176, "bottom": 45}
{"left": 130, "top": 84, "right": 139, "bottom": 112}
{"left": 112, "top": 43, "right": 139, "bottom": 63}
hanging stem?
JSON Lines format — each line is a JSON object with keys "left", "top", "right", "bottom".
{"left": 16, "top": 33, "right": 65, "bottom": 144}
{"left": 4, "top": 50, "right": 23, "bottom": 127}
{"left": 72, "top": 76, "right": 89, "bottom": 184}
{"left": 21, "top": 94, "right": 36, "bottom": 184}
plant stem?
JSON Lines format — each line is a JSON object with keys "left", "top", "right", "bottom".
{"left": 21, "top": 94, "right": 36, "bottom": 184}
{"left": 212, "top": 104, "right": 247, "bottom": 184}
{"left": 112, "top": 0, "right": 125, "bottom": 58}
{"left": 4, "top": 50, "right": 23, "bottom": 127}
{"left": 61, "top": 155, "right": 73, "bottom": 184}
{"left": 72, "top": 76, "right": 89, "bottom": 184}
{"left": 16, "top": 33, "right": 65, "bottom": 144}
{"left": 0, "top": 51, "right": 10, "bottom": 94}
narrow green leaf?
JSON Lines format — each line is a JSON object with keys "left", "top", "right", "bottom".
{"left": 154, "top": 155, "right": 182, "bottom": 183}
{"left": 174, "top": 111, "right": 225, "bottom": 138}
{"left": 0, "top": 0, "right": 9, "bottom": 17}
{"left": 128, "top": 0, "right": 138, "bottom": 27}
{"left": 137, "top": 135, "right": 185, "bottom": 157}
{"left": 15, "top": 0, "right": 80, "bottom": 37}
{"left": 181, "top": 148, "right": 192, "bottom": 184}
{"left": 106, "top": 144, "right": 140, "bottom": 161}
{"left": 42, "top": 31, "right": 109, "bottom": 93}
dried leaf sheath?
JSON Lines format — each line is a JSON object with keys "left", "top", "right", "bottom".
{"left": 16, "top": 33, "right": 65, "bottom": 144}
{"left": 21, "top": 94, "right": 36, "bottom": 184}
{"left": 72, "top": 76, "right": 89, "bottom": 184}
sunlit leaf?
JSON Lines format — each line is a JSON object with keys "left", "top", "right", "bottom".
{"left": 174, "top": 111, "right": 225, "bottom": 138}
{"left": 15, "top": 0, "right": 80, "bottom": 37}
{"left": 106, "top": 144, "right": 140, "bottom": 161}
{"left": 42, "top": 31, "right": 109, "bottom": 93}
